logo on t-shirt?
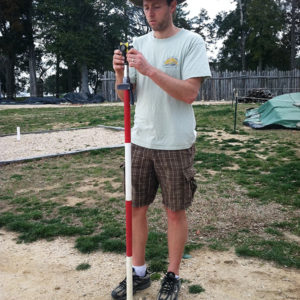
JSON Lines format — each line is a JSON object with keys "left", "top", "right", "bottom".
{"left": 163, "top": 57, "right": 178, "bottom": 68}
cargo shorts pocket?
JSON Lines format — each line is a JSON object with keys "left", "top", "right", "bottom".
{"left": 183, "top": 167, "right": 197, "bottom": 199}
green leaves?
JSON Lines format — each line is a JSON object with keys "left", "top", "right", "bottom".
{"left": 215, "top": 0, "right": 294, "bottom": 70}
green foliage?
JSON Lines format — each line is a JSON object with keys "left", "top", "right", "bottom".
{"left": 247, "top": 0, "right": 284, "bottom": 69}
{"left": 0, "top": 212, "right": 88, "bottom": 243}
{"left": 272, "top": 218, "right": 300, "bottom": 237}
{"left": 146, "top": 232, "right": 168, "bottom": 272}
{"left": 150, "top": 273, "right": 161, "bottom": 281}
{"left": 236, "top": 238, "right": 300, "bottom": 268}
{"left": 264, "top": 227, "right": 284, "bottom": 237}
{"left": 209, "top": 240, "right": 229, "bottom": 251}
{"left": 195, "top": 151, "right": 234, "bottom": 170}
{"left": 184, "top": 243, "right": 204, "bottom": 254}
{"left": 189, "top": 284, "right": 205, "bottom": 294}
{"left": 75, "top": 235, "right": 102, "bottom": 253}
{"left": 76, "top": 263, "right": 91, "bottom": 271}
{"left": 10, "top": 174, "right": 23, "bottom": 181}
{"left": 101, "top": 239, "right": 126, "bottom": 253}
{"left": 0, "top": 106, "right": 125, "bottom": 135}
{"left": 241, "top": 161, "right": 300, "bottom": 207}
{"left": 215, "top": 0, "right": 292, "bottom": 70}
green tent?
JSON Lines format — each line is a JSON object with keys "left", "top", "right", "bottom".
{"left": 243, "top": 93, "right": 300, "bottom": 129}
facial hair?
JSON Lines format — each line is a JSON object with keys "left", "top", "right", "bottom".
{"left": 148, "top": 11, "right": 172, "bottom": 32}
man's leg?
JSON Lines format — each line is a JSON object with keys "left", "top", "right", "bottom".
{"left": 166, "top": 208, "right": 188, "bottom": 275}
{"left": 111, "top": 205, "right": 150, "bottom": 299}
{"left": 132, "top": 205, "right": 149, "bottom": 266}
{"left": 156, "top": 208, "right": 186, "bottom": 300}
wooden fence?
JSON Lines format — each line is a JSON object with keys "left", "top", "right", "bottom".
{"left": 100, "top": 69, "right": 300, "bottom": 102}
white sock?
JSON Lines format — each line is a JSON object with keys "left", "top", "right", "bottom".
{"left": 175, "top": 275, "right": 180, "bottom": 279}
{"left": 133, "top": 264, "right": 146, "bottom": 277}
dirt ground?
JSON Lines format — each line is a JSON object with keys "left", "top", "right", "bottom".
{"left": 1, "top": 103, "right": 299, "bottom": 299}
{"left": 1, "top": 230, "right": 299, "bottom": 300}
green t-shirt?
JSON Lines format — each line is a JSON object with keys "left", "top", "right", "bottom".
{"left": 130, "top": 29, "right": 211, "bottom": 150}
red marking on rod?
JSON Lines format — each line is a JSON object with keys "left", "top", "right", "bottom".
{"left": 126, "top": 201, "right": 132, "bottom": 257}
{"left": 124, "top": 90, "right": 131, "bottom": 143}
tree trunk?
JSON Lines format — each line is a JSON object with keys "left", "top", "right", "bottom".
{"left": 67, "top": 65, "right": 73, "bottom": 92}
{"left": 238, "top": 0, "right": 246, "bottom": 71}
{"left": 290, "top": 0, "right": 296, "bottom": 70}
{"left": 27, "top": 2, "right": 38, "bottom": 97}
{"left": 55, "top": 55, "right": 60, "bottom": 98}
{"left": 80, "top": 63, "right": 89, "bottom": 97}
{"left": 0, "top": 56, "right": 4, "bottom": 98}
{"left": 29, "top": 43, "right": 38, "bottom": 97}
{"left": 5, "top": 54, "right": 16, "bottom": 99}
{"left": 93, "top": 70, "right": 100, "bottom": 95}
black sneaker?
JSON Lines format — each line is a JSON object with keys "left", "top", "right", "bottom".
{"left": 157, "top": 272, "right": 181, "bottom": 300}
{"left": 111, "top": 269, "right": 151, "bottom": 300}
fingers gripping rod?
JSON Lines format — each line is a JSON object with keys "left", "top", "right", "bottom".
{"left": 117, "top": 42, "right": 133, "bottom": 300}
{"left": 118, "top": 43, "right": 134, "bottom": 105}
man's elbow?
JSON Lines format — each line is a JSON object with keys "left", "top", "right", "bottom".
{"left": 183, "top": 89, "right": 199, "bottom": 104}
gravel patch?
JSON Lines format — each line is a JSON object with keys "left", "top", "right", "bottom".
{"left": 0, "top": 127, "right": 124, "bottom": 163}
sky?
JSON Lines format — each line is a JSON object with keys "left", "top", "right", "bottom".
{"left": 184, "top": 0, "right": 237, "bottom": 19}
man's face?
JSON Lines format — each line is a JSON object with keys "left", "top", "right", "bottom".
{"left": 143, "top": 0, "right": 176, "bottom": 32}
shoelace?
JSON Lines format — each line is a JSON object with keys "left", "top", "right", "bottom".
{"left": 160, "top": 276, "right": 176, "bottom": 294}
{"left": 119, "top": 278, "right": 127, "bottom": 288}
{"left": 119, "top": 274, "right": 141, "bottom": 288}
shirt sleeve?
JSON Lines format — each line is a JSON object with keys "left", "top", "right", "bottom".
{"left": 181, "top": 35, "right": 211, "bottom": 81}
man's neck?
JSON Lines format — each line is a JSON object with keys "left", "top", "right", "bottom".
{"left": 153, "top": 25, "right": 180, "bottom": 39}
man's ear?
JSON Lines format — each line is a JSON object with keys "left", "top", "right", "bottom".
{"left": 170, "top": 0, "right": 177, "bottom": 14}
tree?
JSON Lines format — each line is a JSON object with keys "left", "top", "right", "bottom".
{"left": 281, "top": 0, "right": 300, "bottom": 69}
{"left": 0, "top": 0, "right": 29, "bottom": 98}
{"left": 37, "top": 0, "right": 132, "bottom": 96}
{"left": 237, "top": 0, "right": 246, "bottom": 70}
{"left": 290, "top": 0, "right": 297, "bottom": 69}
{"left": 214, "top": 5, "right": 249, "bottom": 70}
{"left": 174, "top": 2, "right": 192, "bottom": 30}
{"left": 22, "top": 0, "right": 38, "bottom": 97}
{"left": 247, "top": 0, "right": 284, "bottom": 71}
{"left": 191, "top": 8, "right": 216, "bottom": 58}
{"left": 215, "top": 0, "right": 288, "bottom": 71}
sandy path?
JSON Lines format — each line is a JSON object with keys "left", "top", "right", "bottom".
{"left": 0, "top": 230, "right": 299, "bottom": 300}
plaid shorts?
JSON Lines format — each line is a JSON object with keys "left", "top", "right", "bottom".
{"left": 129, "top": 143, "right": 197, "bottom": 211}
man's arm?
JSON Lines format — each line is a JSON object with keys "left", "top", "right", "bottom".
{"left": 127, "top": 48, "right": 203, "bottom": 104}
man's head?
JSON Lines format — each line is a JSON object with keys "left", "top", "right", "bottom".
{"left": 141, "top": 0, "right": 176, "bottom": 32}
{"left": 131, "top": 0, "right": 186, "bottom": 33}
{"left": 129, "top": 0, "right": 186, "bottom": 7}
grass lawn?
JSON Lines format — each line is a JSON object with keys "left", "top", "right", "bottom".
{"left": 0, "top": 103, "right": 299, "bottom": 273}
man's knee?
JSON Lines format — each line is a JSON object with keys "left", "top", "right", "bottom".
{"left": 133, "top": 205, "right": 149, "bottom": 218}
{"left": 166, "top": 208, "right": 186, "bottom": 224}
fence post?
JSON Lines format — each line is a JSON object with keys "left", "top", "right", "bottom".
{"left": 234, "top": 89, "right": 239, "bottom": 133}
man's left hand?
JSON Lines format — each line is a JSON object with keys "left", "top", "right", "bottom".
{"left": 127, "top": 48, "right": 153, "bottom": 77}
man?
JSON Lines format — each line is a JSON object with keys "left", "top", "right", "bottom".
{"left": 112, "top": 0, "right": 211, "bottom": 299}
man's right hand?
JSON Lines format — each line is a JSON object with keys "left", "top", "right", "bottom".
{"left": 113, "top": 49, "right": 125, "bottom": 76}
{"left": 113, "top": 49, "right": 126, "bottom": 101}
